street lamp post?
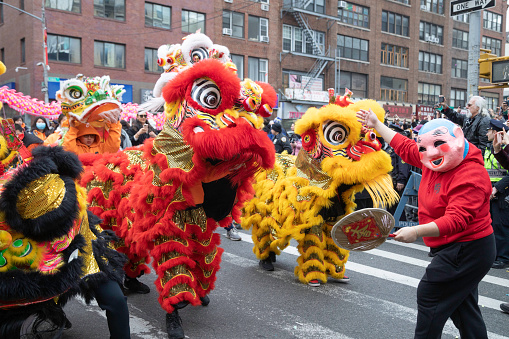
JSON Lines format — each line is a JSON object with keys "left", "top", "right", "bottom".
{"left": 2, "top": 1, "right": 49, "bottom": 103}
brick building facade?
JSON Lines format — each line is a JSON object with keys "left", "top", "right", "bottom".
{"left": 0, "top": 0, "right": 506, "bottom": 122}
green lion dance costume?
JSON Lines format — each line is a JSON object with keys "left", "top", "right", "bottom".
{"left": 242, "top": 93, "right": 398, "bottom": 286}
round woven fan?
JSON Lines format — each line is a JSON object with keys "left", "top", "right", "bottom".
{"left": 331, "top": 208, "right": 395, "bottom": 251}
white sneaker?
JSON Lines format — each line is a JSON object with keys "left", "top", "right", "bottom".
{"left": 225, "top": 228, "right": 241, "bottom": 241}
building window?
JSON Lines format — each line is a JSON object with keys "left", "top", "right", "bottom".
{"left": 381, "top": 11, "right": 409, "bottom": 37}
{"left": 420, "top": 0, "right": 444, "bottom": 15}
{"left": 337, "top": 34, "right": 368, "bottom": 62}
{"left": 482, "top": 36, "right": 501, "bottom": 56}
{"left": 283, "top": 24, "right": 324, "bottom": 56}
{"left": 145, "top": 2, "right": 170, "bottom": 29}
{"left": 380, "top": 76, "right": 407, "bottom": 102}
{"left": 0, "top": 1, "right": 3, "bottom": 25}
{"left": 248, "top": 57, "right": 267, "bottom": 82}
{"left": 248, "top": 15, "right": 268, "bottom": 42}
{"left": 483, "top": 11, "right": 502, "bottom": 32}
{"left": 0, "top": 48, "right": 4, "bottom": 63}
{"left": 453, "top": 14, "right": 469, "bottom": 23}
{"left": 94, "top": 41, "right": 125, "bottom": 68}
{"left": 480, "top": 92, "right": 499, "bottom": 111}
{"left": 451, "top": 58, "right": 467, "bottom": 79}
{"left": 419, "top": 21, "right": 443, "bottom": 44}
{"left": 339, "top": 71, "right": 367, "bottom": 98}
{"left": 418, "top": 51, "right": 442, "bottom": 74}
{"left": 230, "top": 54, "right": 244, "bottom": 80}
{"left": 223, "top": 11, "right": 244, "bottom": 38}
{"left": 417, "top": 82, "right": 441, "bottom": 106}
{"left": 452, "top": 29, "right": 468, "bottom": 50}
{"left": 47, "top": 34, "right": 81, "bottom": 63}
{"left": 381, "top": 43, "right": 408, "bottom": 68}
{"left": 20, "top": 38, "right": 25, "bottom": 64}
{"left": 94, "top": 0, "right": 125, "bottom": 21}
{"left": 144, "top": 48, "right": 162, "bottom": 73}
{"left": 450, "top": 88, "right": 466, "bottom": 108}
{"left": 19, "top": 0, "right": 24, "bottom": 10}
{"left": 304, "top": 0, "right": 325, "bottom": 14}
{"left": 337, "top": 2, "right": 369, "bottom": 29}
{"left": 45, "top": 0, "right": 80, "bottom": 13}
{"left": 182, "top": 10, "right": 205, "bottom": 33}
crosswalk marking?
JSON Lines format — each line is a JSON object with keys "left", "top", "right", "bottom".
{"left": 235, "top": 231, "right": 509, "bottom": 311}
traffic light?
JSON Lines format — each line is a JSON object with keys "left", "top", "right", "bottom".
{"left": 491, "top": 59, "right": 509, "bottom": 84}
{"left": 478, "top": 51, "right": 497, "bottom": 81}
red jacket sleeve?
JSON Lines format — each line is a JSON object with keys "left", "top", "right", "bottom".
{"left": 389, "top": 133, "right": 423, "bottom": 169}
{"left": 494, "top": 146, "right": 509, "bottom": 170}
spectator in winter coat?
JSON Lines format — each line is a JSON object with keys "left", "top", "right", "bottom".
{"left": 129, "top": 112, "right": 157, "bottom": 146}
{"left": 31, "top": 117, "right": 51, "bottom": 141}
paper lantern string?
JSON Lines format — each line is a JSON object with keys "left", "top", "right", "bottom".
{"left": 0, "top": 87, "right": 165, "bottom": 130}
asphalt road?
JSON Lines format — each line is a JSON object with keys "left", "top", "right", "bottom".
{"left": 59, "top": 229, "right": 509, "bottom": 339}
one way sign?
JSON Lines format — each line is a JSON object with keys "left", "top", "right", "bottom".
{"left": 450, "top": 0, "right": 495, "bottom": 16}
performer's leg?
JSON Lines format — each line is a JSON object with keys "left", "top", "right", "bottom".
{"left": 94, "top": 279, "right": 131, "bottom": 339}
{"left": 295, "top": 226, "right": 327, "bottom": 285}
{"left": 323, "top": 222, "right": 350, "bottom": 281}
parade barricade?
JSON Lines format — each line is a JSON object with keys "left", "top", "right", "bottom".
{"left": 393, "top": 171, "right": 421, "bottom": 230}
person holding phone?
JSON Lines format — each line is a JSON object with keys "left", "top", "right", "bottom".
{"left": 129, "top": 112, "right": 158, "bottom": 146}
{"left": 439, "top": 95, "right": 490, "bottom": 156}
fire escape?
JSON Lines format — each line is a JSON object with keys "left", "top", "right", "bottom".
{"left": 282, "top": 0, "right": 333, "bottom": 91}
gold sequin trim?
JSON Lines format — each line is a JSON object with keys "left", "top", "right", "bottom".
{"left": 17, "top": 174, "right": 65, "bottom": 219}
{"left": 204, "top": 248, "right": 218, "bottom": 265}
{"left": 152, "top": 122, "right": 195, "bottom": 172}
{"left": 172, "top": 208, "right": 207, "bottom": 233}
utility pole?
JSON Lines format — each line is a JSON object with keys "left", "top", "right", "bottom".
{"left": 2, "top": 1, "right": 49, "bottom": 103}
{"left": 467, "top": 10, "right": 481, "bottom": 98}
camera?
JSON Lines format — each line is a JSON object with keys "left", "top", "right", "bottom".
{"left": 439, "top": 96, "right": 445, "bottom": 103}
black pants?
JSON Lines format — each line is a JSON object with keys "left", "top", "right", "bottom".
{"left": 94, "top": 279, "right": 131, "bottom": 339}
{"left": 415, "top": 234, "right": 495, "bottom": 339}
{"left": 490, "top": 198, "right": 509, "bottom": 263}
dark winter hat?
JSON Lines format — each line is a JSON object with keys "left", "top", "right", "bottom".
{"left": 389, "top": 123, "right": 404, "bottom": 133}
{"left": 489, "top": 119, "right": 509, "bottom": 132}
{"left": 271, "top": 123, "right": 282, "bottom": 133}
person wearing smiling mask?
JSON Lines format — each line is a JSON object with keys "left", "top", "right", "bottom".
{"left": 31, "top": 117, "right": 51, "bottom": 141}
{"left": 439, "top": 95, "right": 490, "bottom": 156}
{"left": 357, "top": 109, "right": 495, "bottom": 339}
{"left": 129, "top": 112, "right": 157, "bottom": 146}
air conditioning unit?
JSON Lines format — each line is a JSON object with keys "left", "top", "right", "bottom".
{"left": 261, "top": 36, "right": 269, "bottom": 43}
{"left": 224, "top": 0, "right": 233, "bottom": 3}
{"left": 420, "top": 5, "right": 427, "bottom": 10}
{"left": 261, "top": 3, "right": 269, "bottom": 11}
{"left": 260, "top": 0, "right": 269, "bottom": 4}
{"left": 338, "top": 1, "right": 347, "bottom": 8}
{"left": 223, "top": 28, "right": 232, "bottom": 36}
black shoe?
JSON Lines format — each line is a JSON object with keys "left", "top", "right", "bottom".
{"left": 124, "top": 277, "right": 150, "bottom": 294}
{"left": 492, "top": 260, "right": 509, "bottom": 269}
{"left": 174, "top": 301, "right": 189, "bottom": 309}
{"left": 259, "top": 257, "right": 274, "bottom": 271}
{"left": 200, "top": 295, "right": 210, "bottom": 306}
{"left": 269, "top": 251, "right": 277, "bottom": 263}
{"left": 501, "top": 303, "right": 509, "bottom": 313}
{"left": 166, "top": 310, "right": 184, "bottom": 339}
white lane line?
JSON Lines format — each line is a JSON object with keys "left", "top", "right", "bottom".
{"left": 75, "top": 298, "right": 168, "bottom": 339}
{"left": 367, "top": 248, "right": 509, "bottom": 288}
{"left": 222, "top": 251, "right": 508, "bottom": 339}
{"left": 236, "top": 232, "right": 509, "bottom": 311}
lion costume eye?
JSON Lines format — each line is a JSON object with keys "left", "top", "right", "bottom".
{"left": 191, "top": 78, "right": 221, "bottom": 110}
{"left": 64, "top": 83, "right": 86, "bottom": 102}
{"left": 322, "top": 120, "right": 348, "bottom": 146}
{"left": 190, "top": 47, "right": 209, "bottom": 64}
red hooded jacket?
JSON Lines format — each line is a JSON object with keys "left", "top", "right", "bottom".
{"left": 390, "top": 133, "right": 493, "bottom": 248}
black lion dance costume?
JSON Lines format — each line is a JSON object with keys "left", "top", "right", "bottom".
{"left": 0, "top": 142, "right": 127, "bottom": 338}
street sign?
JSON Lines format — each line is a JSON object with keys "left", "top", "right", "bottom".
{"left": 47, "top": 77, "right": 60, "bottom": 82}
{"left": 450, "top": 0, "right": 495, "bottom": 16}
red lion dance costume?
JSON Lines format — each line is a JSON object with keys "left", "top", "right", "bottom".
{"left": 79, "top": 33, "right": 277, "bottom": 338}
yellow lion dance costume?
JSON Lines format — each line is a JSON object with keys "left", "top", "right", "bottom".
{"left": 242, "top": 97, "right": 399, "bottom": 285}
